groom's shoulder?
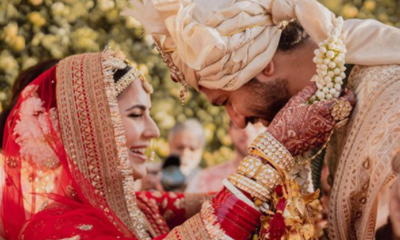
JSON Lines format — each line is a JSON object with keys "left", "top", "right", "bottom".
{"left": 350, "top": 64, "right": 400, "bottom": 87}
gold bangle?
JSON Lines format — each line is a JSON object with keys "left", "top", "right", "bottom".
{"left": 237, "top": 155, "right": 282, "bottom": 190}
{"left": 228, "top": 174, "right": 272, "bottom": 202}
{"left": 249, "top": 132, "right": 295, "bottom": 172}
{"left": 250, "top": 148, "right": 285, "bottom": 178}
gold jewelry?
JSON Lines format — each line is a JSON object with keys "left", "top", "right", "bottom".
{"left": 228, "top": 173, "right": 272, "bottom": 202}
{"left": 278, "top": 20, "right": 289, "bottom": 30}
{"left": 250, "top": 149, "right": 286, "bottom": 182}
{"left": 146, "top": 139, "right": 156, "bottom": 162}
{"left": 148, "top": 151, "right": 155, "bottom": 162}
{"left": 109, "top": 54, "right": 127, "bottom": 70}
{"left": 301, "top": 115, "right": 349, "bottom": 166}
{"left": 249, "top": 132, "right": 295, "bottom": 172}
{"left": 238, "top": 155, "right": 282, "bottom": 190}
{"left": 153, "top": 37, "right": 188, "bottom": 105}
{"left": 331, "top": 99, "right": 352, "bottom": 121}
{"left": 115, "top": 68, "right": 143, "bottom": 96}
{"left": 222, "top": 20, "right": 270, "bottom": 37}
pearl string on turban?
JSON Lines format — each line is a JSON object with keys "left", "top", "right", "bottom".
{"left": 123, "top": 0, "right": 400, "bottom": 92}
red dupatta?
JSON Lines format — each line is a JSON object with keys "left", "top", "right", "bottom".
{"left": 1, "top": 51, "right": 150, "bottom": 240}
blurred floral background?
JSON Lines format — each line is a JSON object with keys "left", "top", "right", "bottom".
{"left": 0, "top": 0, "right": 399, "bottom": 167}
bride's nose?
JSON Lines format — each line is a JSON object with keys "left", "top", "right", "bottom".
{"left": 143, "top": 117, "right": 160, "bottom": 139}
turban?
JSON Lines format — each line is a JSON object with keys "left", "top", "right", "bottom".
{"left": 123, "top": 0, "right": 400, "bottom": 91}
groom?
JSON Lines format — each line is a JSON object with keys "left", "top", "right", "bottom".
{"left": 125, "top": 0, "right": 400, "bottom": 239}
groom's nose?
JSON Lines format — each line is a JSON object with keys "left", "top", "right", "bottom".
{"left": 225, "top": 105, "right": 247, "bottom": 129}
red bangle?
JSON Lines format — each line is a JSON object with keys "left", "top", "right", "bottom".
{"left": 218, "top": 215, "right": 252, "bottom": 240}
{"left": 211, "top": 188, "right": 261, "bottom": 240}
{"left": 217, "top": 207, "right": 255, "bottom": 232}
{"left": 213, "top": 189, "right": 260, "bottom": 225}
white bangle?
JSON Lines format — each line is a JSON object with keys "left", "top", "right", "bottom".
{"left": 222, "top": 179, "right": 259, "bottom": 211}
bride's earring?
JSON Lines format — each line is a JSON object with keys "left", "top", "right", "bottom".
{"left": 149, "top": 151, "right": 155, "bottom": 162}
{"left": 147, "top": 139, "right": 156, "bottom": 162}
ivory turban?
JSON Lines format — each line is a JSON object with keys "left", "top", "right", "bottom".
{"left": 123, "top": 0, "right": 400, "bottom": 91}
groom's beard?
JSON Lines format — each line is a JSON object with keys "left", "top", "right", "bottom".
{"left": 243, "top": 78, "right": 291, "bottom": 125}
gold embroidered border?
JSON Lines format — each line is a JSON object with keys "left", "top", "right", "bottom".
{"left": 165, "top": 213, "right": 211, "bottom": 240}
{"left": 56, "top": 51, "right": 149, "bottom": 239}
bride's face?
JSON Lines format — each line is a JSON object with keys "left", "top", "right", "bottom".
{"left": 118, "top": 80, "right": 160, "bottom": 179}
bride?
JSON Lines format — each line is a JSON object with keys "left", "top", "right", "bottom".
{"left": 0, "top": 50, "right": 354, "bottom": 240}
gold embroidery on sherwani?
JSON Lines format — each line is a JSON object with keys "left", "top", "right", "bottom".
{"left": 327, "top": 65, "right": 400, "bottom": 240}
{"left": 56, "top": 52, "right": 149, "bottom": 239}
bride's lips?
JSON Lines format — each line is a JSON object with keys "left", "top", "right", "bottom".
{"left": 129, "top": 146, "right": 148, "bottom": 163}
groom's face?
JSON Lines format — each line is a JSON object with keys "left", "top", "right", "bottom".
{"left": 200, "top": 77, "right": 291, "bottom": 129}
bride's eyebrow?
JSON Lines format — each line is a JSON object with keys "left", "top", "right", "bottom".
{"left": 125, "top": 104, "right": 146, "bottom": 112}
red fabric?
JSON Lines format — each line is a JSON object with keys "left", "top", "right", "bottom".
{"left": 1, "top": 67, "right": 64, "bottom": 239}
{"left": 0, "top": 64, "right": 261, "bottom": 240}
{"left": 269, "top": 198, "right": 287, "bottom": 240}
{"left": 20, "top": 192, "right": 185, "bottom": 240}
{"left": 136, "top": 191, "right": 187, "bottom": 236}
{"left": 212, "top": 188, "right": 261, "bottom": 240}
{"left": 0, "top": 67, "right": 133, "bottom": 240}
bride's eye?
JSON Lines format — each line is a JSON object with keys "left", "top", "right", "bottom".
{"left": 125, "top": 105, "right": 146, "bottom": 119}
{"left": 128, "top": 110, "right": 144, "bottom": 119}
{"left": 129, "top": 113, "right": 143, "bottom": 119}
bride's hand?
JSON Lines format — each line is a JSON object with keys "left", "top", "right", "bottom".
{"left": 267, "top": 82, "right": 356, "bottom": 156}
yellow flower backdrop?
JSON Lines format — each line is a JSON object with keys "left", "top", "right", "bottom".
{"left": 0, "top": 0, "right": 399, "bottom": 167}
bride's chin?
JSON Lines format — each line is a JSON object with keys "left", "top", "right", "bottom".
{"left": 130, "top": 159, "right": 147, "bottom": 180}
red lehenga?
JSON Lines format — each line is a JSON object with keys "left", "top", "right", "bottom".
{"left": 0, "top": 51, "right": 260, "bottom": 240}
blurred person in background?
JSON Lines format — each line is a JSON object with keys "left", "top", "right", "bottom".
{"left": 160, "top": 154, "right": 186, "bottom": 192}
{"left": 197, "top": 121, "right": 266, "bottom": 192}
{"left": 167, "top": 119, "right": 205, "bottom": 192}
{"left": 0, "top": 59, "right": 59, "bottom": 150}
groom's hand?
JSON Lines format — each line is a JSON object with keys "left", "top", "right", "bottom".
{"left": 267, "top": 82, "right": 356, "bottom": 156}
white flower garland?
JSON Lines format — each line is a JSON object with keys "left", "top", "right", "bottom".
{"left": 310, "top": 17, "right": 347, "bottom": 103}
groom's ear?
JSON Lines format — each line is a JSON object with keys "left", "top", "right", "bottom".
{"left": 262, "top": 60, "right": 275, "bottom": 76}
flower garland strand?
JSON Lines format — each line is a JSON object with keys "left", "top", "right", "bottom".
{"left": 310, "top": 17, "right": 347, "bottom": 103}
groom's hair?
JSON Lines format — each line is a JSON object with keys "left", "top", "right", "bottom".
{"left": 277, "top": 20, "right": 309, "bottom": 52}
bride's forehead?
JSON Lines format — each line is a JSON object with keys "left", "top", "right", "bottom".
{"left": 118, "top": 81, "right": 152, "bottom": 106}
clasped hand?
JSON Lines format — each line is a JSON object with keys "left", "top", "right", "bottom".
{"left": 267, "top": 82, "right": 356, "bottom": 156}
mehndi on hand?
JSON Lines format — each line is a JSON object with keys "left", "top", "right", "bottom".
{"left": 267, "top": 81, "right": 356, "bottom": 156}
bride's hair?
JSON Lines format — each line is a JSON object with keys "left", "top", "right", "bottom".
{"left": 113, "top": 66, "right": 131, "bottom": 83}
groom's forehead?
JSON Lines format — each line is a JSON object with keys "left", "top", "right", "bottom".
{"left": 199, "top": 86, "right": 229, "bottom": 105}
